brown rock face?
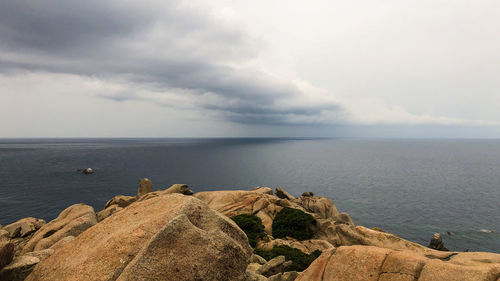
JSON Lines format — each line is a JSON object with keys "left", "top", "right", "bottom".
{"left": 296, "top": 245, "right": 500, "bottom": 281}
{"left": 96, "top": 205, "right": 123, "bottom": 222}
{"left": 25, "top": 194, "right": 252, "bottom": 281}
{"left": 2, "top": 217, "right": 46, "bottom": 238}
{"left": 293, "top": 196, "right": 338, "bottom": 220}
{"left": 0, "top": 255, "right": 40, "bottom": 281}
{"left": 22, "top": 203, "right": 97, "bottom": 253}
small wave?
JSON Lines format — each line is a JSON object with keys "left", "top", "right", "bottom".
{"left": 479, "top": 229, "right": 493, "bottom": 233}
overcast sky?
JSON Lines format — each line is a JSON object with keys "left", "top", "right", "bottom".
{"left": 1, "top": 0, "right": 499, "bottom": 137}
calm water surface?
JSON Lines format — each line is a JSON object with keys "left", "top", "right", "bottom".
{"left": 0, "top": 138, "right": 499, "bottom": 252}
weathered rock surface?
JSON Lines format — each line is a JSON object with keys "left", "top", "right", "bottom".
{"left": 0, "top": 240, "right": 14, "bottom": 269}
{"left": 137, "top": 178, "right": 153, "bottom": 197}
{"left": 245, "top": 270, "right": 269, "bottom": 281}
{"left": 292, "top": 196, "right": 338, "bottom": 220}
{"left": 22, "top": 203, "right": 97, "bottom": 253}
{"left": 0, "top": 255, "right": 40, "bottom": 281}
{"left": 250, "top": 254, "right": 268, "bottom": 265}
{"left": 2, "top": 217, "right": 46, "bottom": 238}
{"left": 26, "top": 194, "right": 252, "bottom": 281}
{"left": 295, "top": 245, "right": 500, "bottom": 281}
{"left": 136, "top": 184, "right": 195, "bottom": 202}
{"left": 275, "top": 187, "right": 295, "bottom": 200}
{"left": 268, "top": 271, "right": 299, "bottom": 281}
{"left": 48, "top": 236, "right": 75, "bottom": 251}
{"left": 104, "top": 195, "right": 136, "bottom": 209}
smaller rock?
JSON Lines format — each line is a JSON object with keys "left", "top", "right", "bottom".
{"left": 250, "top": 254, "right": 268, "bottom": 265}
{"left": 428, "top": 233, "right": 448, "bottom": 251}
{"left": 137, "top": 178, "right": 153, "bottom": 197}
{"left": 104, "top": 195, "right": 136, "bottom": 209}
{"left": 3, "top": 217, "right": 46, "bottom": 238}
{"left": 332, "top": 213, "right": 354, "bottom": 226}
{"left": 163, "top": 184, "right": 194, "bottom": 195}
{"left": 245, "top": 270, "right": 268, "bottom": 281}
{"left": 258, "top": 255, "right": 287, "bottom": 277}
{"left": 49, "top": 236, "right": 75, "bottom": 251}
{"left": 275, "top": 187, "right": 295, "bottom": 201}
{"left": 268, "top": 273, "right": 283, "bottom": 281}
{"left": 0, "top": 255, "right": 40, "bottom": 281}
{"left": 97, "top": 205, "right": 123, "bottom": 222}
{"left": 78, "top": 168, "right": 94, "bottom": 174}
{"left": 301, "top": 192, "right": 314, "bottom": 197}
{"left": 252, "top": 187, "right": 273, "bottom": 195}
{"left": 282, "top": 271, "right": 299, "bottom": 281}
{"left": 0, "top": 240, "right": 14, "bottom": 269}
{"left": 247, "top": 263, "right": 263, "bottom": 272}
{"left": 24, "top": 249, "right": 54, "bottom": 262}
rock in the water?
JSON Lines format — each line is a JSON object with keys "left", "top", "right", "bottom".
{"left": 22, "top": 203, "right": 97, "bottom": 253}
{"left": 296, "top": 245, "right": 500, "bottom": 281}
{"left": 3, "top": 217, "right": 46, "bottom": 238}
{"left": 79, "top": 168, "right": 94, "bottom": 174}
{"left": 428, "top": 233, "right": 448, "bottom": 251}
{"left": 25, "top": 194, "right": 252, "bottom": 281}
{"left": 0, "top": 255, "right": 40, "bottom": 281}
{"left": 137, "top": 178, "right": 153, "bottom": 197}
{"left": 0, "top": 240, "right": 14, "bottom": 269}
{"left": 275, "top": 187, "right": 295, "bottom": 200}
{"left": 301, "top": 192, "right": 314, "bottom": 197}
{"left": 104, "top": 195, "right": 136, "bottom": 209}
{"left": 96, "top": 205, "right": 123, "bottom": 222}
{"left": 258, "top": 256, "right": 288, "bottom": 277}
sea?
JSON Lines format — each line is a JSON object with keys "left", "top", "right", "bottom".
{"left": 0, "top": 138, "right": 499, "bottom": 253}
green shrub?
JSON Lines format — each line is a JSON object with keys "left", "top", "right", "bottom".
{"left": 231, "top": 214, "right": 267, "bottom": 247}
{"left": 254, "top": 245, "right": 322, "bottom": 271}
{"left": 272, "top": 207, "right": 315, "bottom": 240}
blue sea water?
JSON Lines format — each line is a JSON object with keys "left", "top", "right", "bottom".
{"left": 0, "top": 138, "right": 499, "bottom": 252}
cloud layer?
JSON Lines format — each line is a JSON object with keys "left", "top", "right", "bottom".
{"left": 0, "top": 0, "right": 344, "bottom": 126}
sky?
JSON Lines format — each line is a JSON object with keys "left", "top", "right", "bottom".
{"left": 1, "top": 0, "right": 499, "bottom": 137}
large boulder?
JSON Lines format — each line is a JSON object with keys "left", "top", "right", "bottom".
{"left": 292, "top": 196, "right": 338, "bottom": 220}
{"left": 137, "top": 178, "right": 153, "bottom": 197}
{"left": 295, "top": 245, "right": 500, "bottom": 281}
{"left": 25, "top": 194, "right": 252, "bottom": 281}
{"left": 22, "top": 203, "right": 97, "bottom": 253}
{"left": 136, "top": 184, "right": 195, "bottom": 202}
{"left": 2, "top": 217, "right": 46, "bottom": 238}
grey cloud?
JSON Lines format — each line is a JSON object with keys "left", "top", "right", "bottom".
{"left": 0, "top": 0, "right": 344, "bottom": 125}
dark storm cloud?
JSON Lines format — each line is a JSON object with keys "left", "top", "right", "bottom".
{"left": 0, "top": 0, "right": 343, "bottom": 125}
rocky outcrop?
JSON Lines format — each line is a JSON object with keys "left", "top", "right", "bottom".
{"left": 275, "top": 187, "right": 295, "bottom": 201}
{"left": 296, "top": 245, "right": 500, "bottom": 281}
{"left": 136, "top": 184, "right": 195, "bottom": 202}
{"left": 26, "top": 194, "right": 252, "bottom": 281}
{"left": 252, "top": 187, "right": 273, "bottom": 195}
{"left": 22, "top": 203, "right": 97, "bottom": 253}
{"left": 428, "top": 233, "right": 448, "bottom": 251}
{"left": 137, "top": 178, "right": 153, "bottom": 197}
{"left": 2, "top": 218, "right": 46, "bottom": 238}
{"left": 48, "top": 236, "right": 75, "bottom": 251}
{"left": 292, "top": 196, "right": 338, "bottom": 220}
{"left": 257, "top": 256, "right": 292, "bottom": 277}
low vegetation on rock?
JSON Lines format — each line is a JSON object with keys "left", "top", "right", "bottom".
{"left": 254, "top": 245, "right": 322, "bottom": 271}
{"left": 231, "top": 214, "right": 267, "bottom": 247}
{"left": 272, "top": 207, "right": 315, "bottom": 240}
